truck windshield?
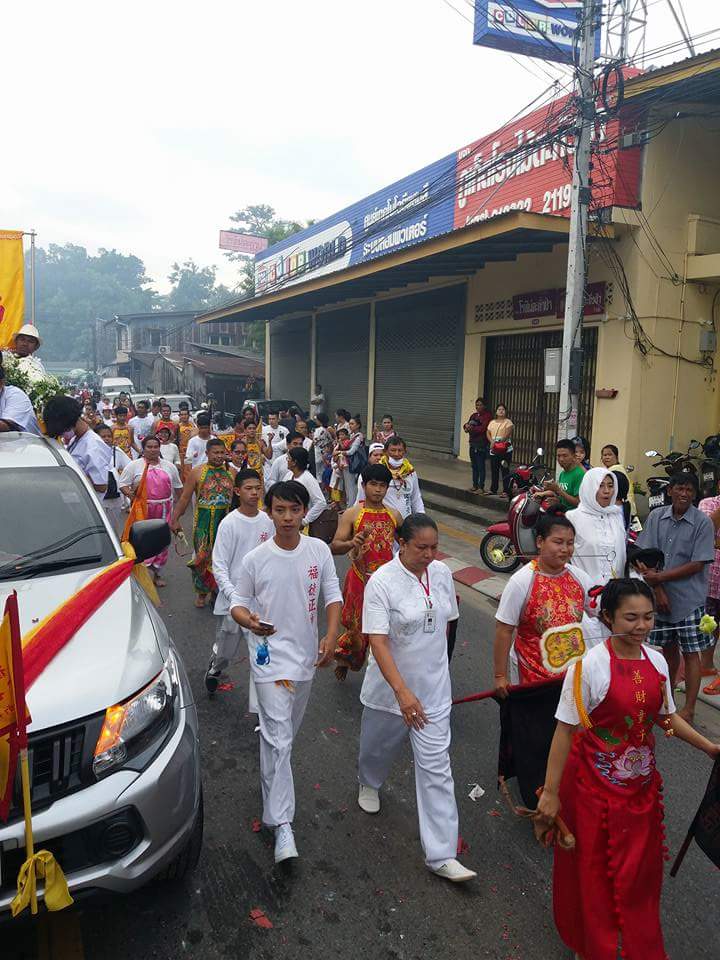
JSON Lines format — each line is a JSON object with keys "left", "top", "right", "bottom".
{"left": 0, "top": 468, "right": 116, "bottom": 581}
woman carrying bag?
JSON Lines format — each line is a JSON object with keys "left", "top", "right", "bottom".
{"left": 487, "top": 403, "right": 514, "bottom": 496}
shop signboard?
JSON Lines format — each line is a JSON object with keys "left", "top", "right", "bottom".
{"left": 219, "top": 231, "right": 269, "bottom": 254}
{"left": 254, "top": 153, "right": 457, "bottom": 295}
{"left": 472, "top": 0, "right": 600, "bottom": 65}
{"left": 454, "top": 93, "right": 640, "bottom": 231}
{"left": 513, "top": 281, "right": 607, "bottom": 321}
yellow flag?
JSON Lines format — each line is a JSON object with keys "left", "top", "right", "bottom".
{"left": 0, "top": 231, "right": 25, "bottom": 350}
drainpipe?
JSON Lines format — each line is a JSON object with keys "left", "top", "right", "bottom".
{"left": 668, "top": 252, "right": 689, "bottom": 452}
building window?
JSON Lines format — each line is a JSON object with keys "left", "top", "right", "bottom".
{"left": 149, "top": 329, "right": 164, "bottom": 347}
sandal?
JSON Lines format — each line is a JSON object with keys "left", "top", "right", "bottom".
{"left": 701, "top": 668, "right": 718, "bottom": 678}
{"left": 703, "top": 675, "right": 720, "bottom": 695}
{"left": 195, "top": 594, "right": 208, "bottom": 608}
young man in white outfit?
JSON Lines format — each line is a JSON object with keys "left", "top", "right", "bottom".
{"left": 207, "top": 469, "right": 275, "bottom": 698}
{"left": 268, "top": 432, "right": 304, "bottom": 487}
{"left": 230, "top": 480, "right": 342, "bottom": 864}
{"left": 262, "top": 412, "right": 289, "bottom": 460}
{"left": 184, "top": 412, "right": 215, "bottom": 471}
{"left": 44, "top": 395, "right": 112, "bottom": 495}
{"left": 381, "top": 436, "right": 425, "bottom": 519}
{"left": 128, "top": 400, "right": 156, "bottom": 455}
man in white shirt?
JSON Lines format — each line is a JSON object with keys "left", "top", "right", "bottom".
{"left": 282, "top": 446, "right": 327, "bottom": 526}
{"left": 96, "top": 423, "right": 132, "bottom": 532}
{"left": 262, "top": 411, "right": 289, "bottom": 461}
{"left": 231, "top": 480, "right": 342, "bottom": 864}
{"left": 206, "top": 469, "right": 275, "bottom": 696}
{"left": 184, "top": 412, "right": 214, "bottom": 471}
{"left": 44, "top": 395, "right": 112, "bottom": 494}
{"left": 128, "top": 400, "right": 156, "bottom": 455}
{"left": 268, "top": 432, "right": 304, "bottom": 487}
{"left": 0, "top": 355, "right": 41, "bottom": 435}
{"left": 11, "top": 324, "right": 46, "bottom": 378}
{"left": 381, "top": 436, "right": 425, "bottom": 519}
{"left": 155, "top": 424, "right": 181, "bottom": 470}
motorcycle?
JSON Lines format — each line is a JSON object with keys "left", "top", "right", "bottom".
{"left": 505, "top": 449, "right": 552, "bottom": 499}
{"left": 479, "top": 449, "right": 551, "bottom": 574}
{"left": 644, "top": 440, "right": 702, "bottom": 513}
{"left": 700, "top": 434, "right": 720, "bottom": 498}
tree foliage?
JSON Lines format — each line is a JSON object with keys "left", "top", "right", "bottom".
{"left": 28, "top": 244, "right": 158, "bottom": 363}
{"left": 164, "top": 259, "right": 232, "bottom": 311}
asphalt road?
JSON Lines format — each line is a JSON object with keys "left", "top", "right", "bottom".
{"left": 6, "top": 511, "right": 720, "bottom": 960}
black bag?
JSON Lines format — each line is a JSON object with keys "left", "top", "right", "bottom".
{"left": 105, "top": 449, "right": 121, "bottom": 500}
{"left": 348, "top": 443, "right": 368, "bottom": 475}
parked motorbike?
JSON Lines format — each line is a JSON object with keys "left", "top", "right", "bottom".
{"left": 479, "top": 449, "right": 551, "bottom": 574}
{"left": 700, "top": 434, "right": 720, "bottom": 498}
{"left": 644, "top": 440, "right": 702, "bottom": 512}
{"left": 505, "top": 449, "right": 552, "bottom": 499}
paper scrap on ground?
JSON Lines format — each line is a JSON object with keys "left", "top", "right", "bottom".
{"left": 468, "top": 783, "right": 486, "bottom": 801}
{"left": 249, "top": 908, "right": 273, "bottom": 929}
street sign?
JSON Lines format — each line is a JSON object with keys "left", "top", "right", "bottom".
{"left": 473, "top": 0, "right": 601, "bottom": 64}
{"left": 219, "top": 231, "right": 269, "bottom": 255}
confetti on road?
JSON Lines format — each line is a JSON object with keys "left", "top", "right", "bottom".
{"left": 488, "top": 809, "right": 502, "bottom": 818}
{"left": 217, "top": 682, "right": 235, "bottom": 692}
{"left": 249, "top": 908, "right": 273, "bottom": 929}
{"left": 457, "top": 835, "right": 470, "bottom": 855}
{"left": 326, "top": 726, "right": 340, "bottom": 735}
{"left": 251, "top": 818, "right": 262, "bottom": 833}
{"left": 468, "top": 783, "right": 486, "bottom": 801}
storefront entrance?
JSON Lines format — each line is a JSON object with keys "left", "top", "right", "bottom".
{"left": 483, "top": 327, "right": 598, "bottom": 466}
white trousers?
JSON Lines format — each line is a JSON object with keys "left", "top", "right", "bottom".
{"left": 255, "top": 679, "right": 313, "bottom": 827}
{"left": 212, "top": 615, "right": 258, "bottom": 713}
{"left": 358, "top": 705, "right": 458, "bottom": 867}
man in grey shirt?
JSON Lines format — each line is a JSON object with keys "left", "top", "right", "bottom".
{"left": 638, "top": 472, "right": 715, "bottom": 722}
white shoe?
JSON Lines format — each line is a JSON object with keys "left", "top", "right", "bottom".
{"left": 274, "top": 823, "right": 298, "bottom": 863}
{"left": 430, "top": 858, "right": 477, "bottom": 883}
{"left": 357, "top": 784, "right": 380, "bottom": 814}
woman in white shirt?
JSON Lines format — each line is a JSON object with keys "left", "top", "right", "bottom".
{"left": 283, "top": 446, "right": 327, "bottom": 526}
{"left": 566, "top": 468, "right": 628, "bottom": 644}
{"left": 357, "top": 513, "right": 475, "bottom": 884}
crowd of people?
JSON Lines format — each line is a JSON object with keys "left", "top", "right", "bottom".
{"left": 4, "top": 358, "right": 720, "bottom": 956}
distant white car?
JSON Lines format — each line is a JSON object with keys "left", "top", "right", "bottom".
{"left": 101, "top": 376, "right": 135, "bottom": 395}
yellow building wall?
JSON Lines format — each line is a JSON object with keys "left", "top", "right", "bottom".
{"left": 460, "top": 113, "right": 720, "bottom": 485}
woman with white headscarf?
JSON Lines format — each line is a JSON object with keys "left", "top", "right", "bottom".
{"left": 566, "top": 468, "right": 628, "bottom": 644}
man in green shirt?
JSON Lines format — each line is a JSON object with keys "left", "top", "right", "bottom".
{"left": 543, "top": 438, "right": 585, "bottom": 510}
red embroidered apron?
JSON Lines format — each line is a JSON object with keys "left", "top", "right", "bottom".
{"left": 515, "top": 563, "right": 585, "bottom": 683}
{"left": 554, "top": 642, "right": 669, "bottom": 960}
{"left": 334, "top": 505, "right": 396, "bottom": 672}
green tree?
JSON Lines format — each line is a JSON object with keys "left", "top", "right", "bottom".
{"left": 164, "top": 259, "right": 232, "bottom": 311}
{"left": 224, "top": 204, "right": 312, "bottom": 352}
{"left": 27, "top": 244, "right": 158, "bottom": 364}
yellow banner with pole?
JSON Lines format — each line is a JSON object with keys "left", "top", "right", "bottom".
{"left": 0, "top": 230, "right": 25, "bottom": 351}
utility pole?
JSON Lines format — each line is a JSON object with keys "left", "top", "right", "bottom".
{"left": 91, "top": 317, "right": 98, "bottom": 375}
{"left": 557, "top": 0, "right": 598, "bottom": 443}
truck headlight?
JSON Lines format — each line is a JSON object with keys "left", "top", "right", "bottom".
{"left": 93, "top": 654, "right": 178, "bottom": 778}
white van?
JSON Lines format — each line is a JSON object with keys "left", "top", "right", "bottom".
{"left": 101, "top": 376, "right": 135, "bottom": 395}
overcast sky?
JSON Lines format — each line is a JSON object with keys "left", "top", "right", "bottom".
{"left": 4, "top": 0, "right": 718, "bottom": 293}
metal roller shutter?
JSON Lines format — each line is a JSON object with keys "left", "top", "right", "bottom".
{"left": 374, "top": 286, "right": 465, "bottom": 455}
{"left": 269, "top": 316, "right": 311, "bottom": 407}
{"left": 483, "top": 327, "right": 598, "bottom": 465}
{"left": 316, "top": 305, "right": 370, "bottom": 425}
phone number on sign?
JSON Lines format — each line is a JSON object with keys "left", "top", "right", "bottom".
{"left": 462, "top": 183, "right": 572, "bottom": 226}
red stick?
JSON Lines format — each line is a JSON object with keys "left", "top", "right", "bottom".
{"left": 452, "top": 676, "right": 562, "bottom": 705}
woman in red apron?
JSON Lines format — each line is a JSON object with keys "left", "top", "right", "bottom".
{"left": 539, "top": 578, "right": 720, "bottom": 960}
{"left": 494, "top": 511, "right": 595, "bottom": 691}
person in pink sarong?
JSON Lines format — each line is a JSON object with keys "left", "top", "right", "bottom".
{"left": 119, "top": 435, "right": 183, "bottom": 587}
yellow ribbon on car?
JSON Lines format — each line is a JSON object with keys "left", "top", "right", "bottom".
{"left": 121, "top": 541, "right": 161, "bottom": 607}
{"left": 11, "top": 849, "right": 73, "bottom": 917}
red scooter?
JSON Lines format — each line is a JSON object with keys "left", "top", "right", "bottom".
{"left": 479, "top": 450, "right": 551, "bottom": 574}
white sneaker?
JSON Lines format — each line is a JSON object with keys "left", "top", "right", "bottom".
{"left": 357, "top": 784, "right": 380, "bottom": 814}
{"left": 274, "top": 823, "right": 298, "bottom": 863}
{"left": 430, "top": 858, "right": 477, "bottom": 883}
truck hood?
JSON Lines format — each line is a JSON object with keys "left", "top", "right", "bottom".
{"left": 1, "top": 568, "right": 164, "bottom": 731}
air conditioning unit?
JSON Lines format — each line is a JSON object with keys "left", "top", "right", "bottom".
{"left": 158, "top": 345, "right": 171, "bottom": 355}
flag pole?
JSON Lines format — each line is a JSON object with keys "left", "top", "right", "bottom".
{"left": 30, "top": 231, "right": 36, "bottom": 325}
{"left": 19, "top": 747, "right": 37, "bottom": 914}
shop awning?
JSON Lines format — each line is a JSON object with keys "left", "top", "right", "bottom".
{"left": 198, "top": 211, "right": 583, "bottom": 325}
